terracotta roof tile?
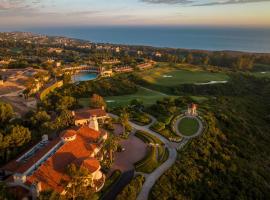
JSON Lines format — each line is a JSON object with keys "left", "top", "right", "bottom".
{"left": 74, "top": 109, "right": 107, "bottom": 120}
{"left": 26, "top": 126, "right": 102, "bottom": 193}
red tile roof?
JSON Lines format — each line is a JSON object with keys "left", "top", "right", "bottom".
{"left": 1, "top": 138, "right": 61, "bottom": 174}
{"left": 3, "top": 125, "right": 103, "bottom": 193}
{"left": 26, "top": 126, "right": 102, "bottom": 192}
{"left": 61, "top": 130, "right": 77, "bottom": 138}
{"left": 74, "top": 108, "right": 107, "bottom": 120}
{"left": 74, "top": 158, "right": 100, "bottom": 173}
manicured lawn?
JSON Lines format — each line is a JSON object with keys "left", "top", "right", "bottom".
{"left": 79, "top": 87, "right": 176, "bottom": 108}
{"left": 190, "top": 96, "right": 209, "bottom": 103}
{"left": 178, "top": 117, "right": 199, "bottom": 136}
{"left": 134, "top": 131, "right": 166, "bottom": 173}
{"left": 139, "top": 67, "right": 229, "bottom": 86}
{"left": 252, "top": 71, "right": 270, "bottom": 78}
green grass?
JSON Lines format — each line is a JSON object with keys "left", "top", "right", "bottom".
{"left": 135, "top": 131, "right": 163, "bottom": 145}
{"left": 190, "top": 96, "right": 209, "bottom": 103}
{"left": 134, "top": 131, "right": 166, "bottom": 173}
{"left": 252, "top": 71, "right": 270, "bottom": 78}
{"left": 139, "top": 67, "right": 229, "bottom": 87}
{"left": 135, "top": 146, "right": 159, "bottom": 173}
{"left": 78, "top": 87, "right": 177, "bottom": 108}
{"left": 178, "top": 117, "right": 200, "bottom": 136}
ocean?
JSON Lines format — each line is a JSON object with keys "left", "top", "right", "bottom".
{"left": 18, "top": 26, "right": 270, "bottom": 53}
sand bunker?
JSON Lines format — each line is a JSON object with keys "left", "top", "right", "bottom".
{"left": 195, "top": 80, "right": 228, "bottom": 85}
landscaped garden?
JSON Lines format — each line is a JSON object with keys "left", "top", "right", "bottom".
{"left": 177, "top": 117, "right": 200, "bottom": 136}
{"left": 134, "top": 131, "right": 168, "bottom": 173}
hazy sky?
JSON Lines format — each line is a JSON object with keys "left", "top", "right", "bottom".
{"left": 0, "top": 0, "right": 270, "bottom": 28}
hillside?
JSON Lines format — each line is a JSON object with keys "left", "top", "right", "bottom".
{"left": 150, "top": 78, "right": 270, "bottom": 199}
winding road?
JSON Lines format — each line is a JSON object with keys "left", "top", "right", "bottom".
{"left": 109, "top": 112, "right": 201, "bottom": 200}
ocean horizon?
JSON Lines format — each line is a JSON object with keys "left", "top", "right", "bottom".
{"left": 3, "top": 26, "right": 270, "bottom": 53}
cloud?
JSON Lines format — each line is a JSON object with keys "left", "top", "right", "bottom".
{"left": 141, "top": 0, "right": 193, "bottom": 4}
{"left": 140, "top": 0, "right": 270, "bottom": 6}
{"left": 0, "top": 0, "right": 41, "bottom": 11}
{"left": 193, "top": 0, "right": 270, "bottom": 6}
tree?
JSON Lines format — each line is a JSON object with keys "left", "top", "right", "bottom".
{"left": 103, "top": 134, "right": 119, "bottom": 165}
{"left": 63, "top": 74, "right": 72, "bottom": 85}
{"left": 89, "top": 94, "right": 106, "bottom": 109}
{"left": 7, "top": 125, "right": 31, "bottom": 148}
{"left": 119, "top": 112, "right": 132, "bottom": 133}
{"left": 63, "top": 164, "right": 94, "bottom": 200}
{"left": 186, "top": 53, "right": 193, "bottom": 64}
{"left": 56, "top": 96, "right": 76, "bottom": 111}
{"left": 203, "top": 55, "right": 210, "bottom": 66}
{"left": 0, "top": 102, "right": 14, "bottom": 126}
{"left": 30, "top": 110, "right": 51, "bottom": 128}
{"left": 0, "top": 182, "right": 14, "bottom": 200}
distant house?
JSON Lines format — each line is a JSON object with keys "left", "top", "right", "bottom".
{"left": 137, "top": 60, "right": 156, "bottom": 70}
{"left": 113, "top": 66, "right": 134, "bottom": 73}
{"left": 101, "top": 69, "right": 113, "bottom": 77}
{"left": 1, "top": 117, "right": 107, "bottom": 199}
{"left": 48, "top": 48, "right": 63, "bottom": 54}
{"left": 102, "top": 59, "right": 121, "bottom": 65}
{"left": 155, "top": 52, "right": 162, "bottom": 57}
{"left": 73, "top": 107, "right": 109, "bottom": 126}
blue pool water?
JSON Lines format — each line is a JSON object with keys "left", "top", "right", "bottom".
{"left": 72, "top": 72, "right": 97, "bottom": 82}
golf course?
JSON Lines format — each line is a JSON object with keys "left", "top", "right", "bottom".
{"left": 138, "top": 66, "right": 229, "bottom": 86}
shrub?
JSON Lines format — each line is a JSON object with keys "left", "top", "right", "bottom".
{"left": 151, "top": 121, "right": 165, "bottom": 132}
{"left": 116, "top": 175, "right": 145, "bottom": 200}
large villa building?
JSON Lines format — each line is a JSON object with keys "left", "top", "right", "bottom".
{"left": 1, "top": 113, "right": 108, "bottom": 199}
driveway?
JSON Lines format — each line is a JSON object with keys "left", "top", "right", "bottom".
{"left": 110, "top": 132, "right": 148, "bottom": 172}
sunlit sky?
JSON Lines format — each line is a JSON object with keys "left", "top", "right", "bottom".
{"left": 0, "top": 0, "right": 270, "bottom": 28}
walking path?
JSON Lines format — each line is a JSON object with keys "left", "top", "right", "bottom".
{"left": 109, "top": 112, "right": 204, "bottom": 200}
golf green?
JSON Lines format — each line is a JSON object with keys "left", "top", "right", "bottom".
{"left": 178, "top": 117, "right": 200, "bottom": 136}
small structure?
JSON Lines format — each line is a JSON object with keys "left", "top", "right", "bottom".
{"left": 186, "top": 103, "right": 198, "bottom": 116}
{"left": 73, "top": 107, "right": 109, "bottom": 126}
{"left": 101, "top": 69, "right": 113, "bottom": 77}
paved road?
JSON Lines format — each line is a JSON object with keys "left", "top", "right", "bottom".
{"left": 136, "top": 147, "right": 177, "bottom": 200}
{"left": 109, "top": 113, "right": 192, "bottom": 200}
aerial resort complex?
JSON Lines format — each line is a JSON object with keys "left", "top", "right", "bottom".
{"left": 0, "top": 22, "right": 270, "bottom": 199}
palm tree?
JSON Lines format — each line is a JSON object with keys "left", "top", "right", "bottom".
{"left": 103, "top": 134, "right": 119, "bottom": 164}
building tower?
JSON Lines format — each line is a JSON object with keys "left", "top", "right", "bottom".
{"left": 187, "top": 103, "right": 198, "bottom": 116}
{"left": 89, "top": 116, "right": 99, "bottom": 131}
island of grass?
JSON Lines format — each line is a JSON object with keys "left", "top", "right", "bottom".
{"left": 178, "top": 117, "right": 200, "bottom": 136}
